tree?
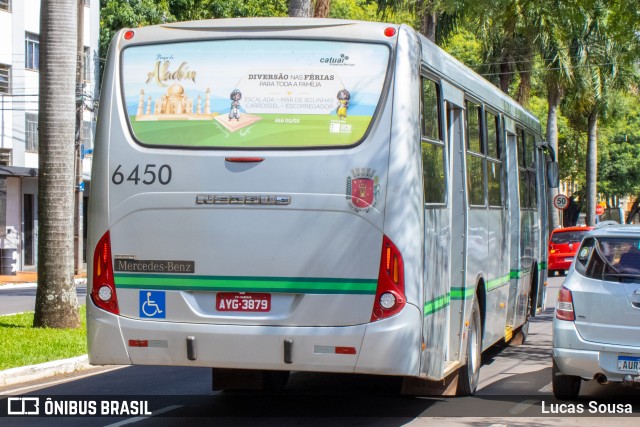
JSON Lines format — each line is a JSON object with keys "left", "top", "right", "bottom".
{"left": 564, "top": 1, "right": 636, "bottom": 226}
{"left": 314, "top": 0, "right": 331, "bottom": 17}
{"left": 289, "top": 0, "right": 311, "bottom": 17}
{"left": 530, "top": 0, "right": 576, "bottom": 231}
{"left": 100, "top": 0, "right": 173, "bottom": 68}
{"left": 374, "top": 0, "right": 461, "bottom": 43}
{"left": 597, "top": 93, "right": 640, "bottom": 221}
{"left": 169, "top": 0, "right": 212, "bottom": 21}
{"left": 33, "top": 0, "right": 80, "bottom": 328}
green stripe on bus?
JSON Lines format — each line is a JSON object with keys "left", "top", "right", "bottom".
{"left": 487, "top": 274, "right": 510, "bottom": 291}
{"left": 114, "top": 273, "right": 378, "bottom": 294}
{"left": 539, "top": 261, "right": 547, "bottom": 270}
{"left": 510, "top": 268, "right": 532, "bottom": 279}
{"left": 450, "top": 287, "right": 474, "bottom": 300}
{"left": 424, "top": 294, "right": 450, "bottom": 316}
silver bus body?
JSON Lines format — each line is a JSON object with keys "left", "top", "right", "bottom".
{"left": 88, "top": 18, "right": 550, "bottom": 392}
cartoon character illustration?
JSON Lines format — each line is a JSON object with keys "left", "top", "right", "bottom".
{"left": 229, "top": 89, "right": 242, "bottom": 121}
{"left": 336, "top": 89, "right": 350, "bottom": 120}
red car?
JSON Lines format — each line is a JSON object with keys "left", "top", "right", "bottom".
{"left": 548, "top": 226, "right": 594, "bottom": 276}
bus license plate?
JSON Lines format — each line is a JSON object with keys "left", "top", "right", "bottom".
{"left": 216, "top": 292, "right": 271, "bottom": 312}
{"left": 617, "top": 356, "right": 640, "bottom": 371}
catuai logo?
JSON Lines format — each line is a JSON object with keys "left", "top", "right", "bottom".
{"left": 346, "top": 168, "right": 380, "bottom": 213}
{"left": 320, "top": 54, "right": 352, "bottom": 65}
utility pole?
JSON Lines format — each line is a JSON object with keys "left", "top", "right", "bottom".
{"left": 74, "top": 0, "right": 84, "bottom": 274}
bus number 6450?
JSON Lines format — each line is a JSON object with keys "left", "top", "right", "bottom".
{"left": 111, "top": 164, "right": 172, "bottom": 185}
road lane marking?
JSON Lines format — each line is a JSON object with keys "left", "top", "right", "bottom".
{"left": 538, "top": 382, "right": 553, "bottom": 393}
{"left": 509, "top": 399, "right": 537, "bottom": 415}
{"left": 104, "top": 405, "right": 183, "bottom": 426}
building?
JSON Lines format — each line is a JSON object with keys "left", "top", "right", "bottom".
{"left": 0, "top": 0, "right": 99, "bottom": 273}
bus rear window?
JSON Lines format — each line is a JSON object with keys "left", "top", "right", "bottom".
{"left": 121, "top": 39, "right": 390, "bottom": 149}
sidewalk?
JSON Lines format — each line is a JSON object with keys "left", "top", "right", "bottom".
{"left": 0, "top": 271, "right": 91, "bottom": 387}
{"left": 0, "top": 271, "right": 86, "bottom": 286}
{"left": 0, "top": 271, "right": 38, "bottom": 285}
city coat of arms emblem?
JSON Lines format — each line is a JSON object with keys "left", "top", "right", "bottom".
{"left": 346, "top": 168, "right": 379, "bottom": 213}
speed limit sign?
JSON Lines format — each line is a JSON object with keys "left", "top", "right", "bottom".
{"left": 554, "top": 194, "right": 569, "bottom": 210}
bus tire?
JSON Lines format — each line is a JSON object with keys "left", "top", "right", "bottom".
{"left": 512, "top": 267, "right": 536, "bottom": 346}
{"left": 457, "top": 298, "right": 482, "bottom": 396}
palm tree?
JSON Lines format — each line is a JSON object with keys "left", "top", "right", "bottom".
{"left": 33, "top": 0, "right": 80, "bottom": 328}
{"left": 530, "top": 0, "right": 575, "bottom": 231}
{"left": 565, "top": 1, "right": 635, "bottom": 226}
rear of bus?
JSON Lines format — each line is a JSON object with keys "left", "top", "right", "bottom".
{"left": 87, "top": 18, "right": 424, "bottom": 377}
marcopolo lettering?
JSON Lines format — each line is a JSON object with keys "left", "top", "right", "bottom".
{"left": 196, "top": 194, "right": 291, "bottom": 206}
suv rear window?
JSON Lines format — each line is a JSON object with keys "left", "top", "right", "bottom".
{"left": 121, "top": 39, "right": 390, "bottom": 149}
{"left": 575, "top": 237, "right": 640, "bottom": 280}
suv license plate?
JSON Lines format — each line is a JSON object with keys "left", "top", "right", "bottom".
{"left": 216, "top": 292, "right": 271, "bottom": 312}
{"left": 617, "top": 356, "right": 640, "bottom": 371}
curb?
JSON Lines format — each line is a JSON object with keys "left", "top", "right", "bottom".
{"left": 0, "top": 355, "right": 91, "bottom": 387}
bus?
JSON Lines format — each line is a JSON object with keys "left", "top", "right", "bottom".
{"left": 87, "top": 17, "right": 557, "bottom": 396}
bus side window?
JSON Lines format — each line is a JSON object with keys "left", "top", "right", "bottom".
{"left": 466, "top": 100, "right": 485, "bottom": 207}
{"left": 466, "top": 101, "right": 482, "bottom": 154}
{"left": 421, "top": 78, "right": 445, "bottom": 205}
{"left": 517, "top": 128, "right": 528, "bottom": 209}
{"left": 526, "top": 132, "right": 537, "bottom": 208}
{"left": 516, "top": 129, "right": 537, "bottom": 210}
{"left": 485, "top": 112, "right": 502, "bottom": 207}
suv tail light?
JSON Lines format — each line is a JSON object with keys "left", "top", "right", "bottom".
{"left": 91, "top": 231, "right": 120, "bottom": 315}
{"left": 371, "top": 235, "right": 406, "bottom": 321}
{"left": 555, "top": 286, "right": 574, "bottom": 321}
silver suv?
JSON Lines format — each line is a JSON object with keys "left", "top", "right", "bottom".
{"left": 552, "top": 224, "right": 640, "bottom": 399}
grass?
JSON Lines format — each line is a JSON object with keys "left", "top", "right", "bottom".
{"left": 0, "top": 306, "right": 87, "bottom": 371}
{"left": 130, "top": 114, "right": 371, "bottom": 147}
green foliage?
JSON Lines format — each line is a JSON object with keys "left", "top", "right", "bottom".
{"left": 100, "top": 0, "right": 173, "bottom": 60}
{"left": 100, "top": 0, "right": 289, "bottom": 59}
{"left": 528, "top": 94, "right": 585, "bottom": 184}
{"left": 204, "top": 0, "right": 288, "bottom": 18}
{"left": 441, "top": 29, "right": 482, "bottom": 67}
{"left": 0, "top": 306, "right": 87, "bottom": 371}
{"left": 597, "top": 93, "right": 640, "bottom": 197}
{"left": 331, "top": 0, "right": 388, "bottom": 21}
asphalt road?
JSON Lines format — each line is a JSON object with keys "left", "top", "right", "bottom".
{"left": 1, "top": 275, "right": 638, "bottom": 425}
{"left": 0, "top": 284, "right": 87, "bottom": 316}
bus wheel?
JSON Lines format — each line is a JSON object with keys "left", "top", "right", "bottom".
{"left": 511, "top": 276, "right": 534, "bottom": 346}
{"left": 457, "top": 298, "right": 482, "bottom": 396}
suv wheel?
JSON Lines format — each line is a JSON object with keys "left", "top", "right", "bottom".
{"left": 552, "top": 358, "right": 581, "bottom": 400}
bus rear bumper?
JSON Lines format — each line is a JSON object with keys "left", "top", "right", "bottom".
{"left": 87, "top": 302, "right": 422, "bottom": 376}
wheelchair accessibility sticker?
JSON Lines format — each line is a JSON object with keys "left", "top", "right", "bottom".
{"left": 140, "top": 290, "right": 165, "bottom": 318}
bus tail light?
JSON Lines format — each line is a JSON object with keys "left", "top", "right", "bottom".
{"left": 371, "top": 235, "right": 406, "bottom": 322}
{"left": 91, "top": 231, "right": 120, "bottom": 315}
{"left": 555, "top": 286, "right": 574, "bottom": 321}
